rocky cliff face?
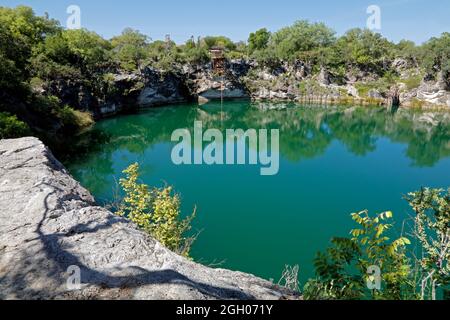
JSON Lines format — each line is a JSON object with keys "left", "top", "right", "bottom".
{"left": 182, "top": 60, "right": 251, "bottom": 104}
{"left": 0, "top": 137, "right": 295, "bottom": 300}
{"left": 43, "top": 60, "right": 450, "bottom": 118}
{"left": 137, "top": 68, "right": 191, "bottom": 108}
{"left": 401, "top": 72, "right": 450, "bottom": 108}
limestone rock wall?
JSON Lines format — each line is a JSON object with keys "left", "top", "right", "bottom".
{"left": 42, "top": 60, "right": 450, "bottom": 117}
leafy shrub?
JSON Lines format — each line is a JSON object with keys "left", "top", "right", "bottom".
{"left": 355, "top": 73, "right": 398, "bottom": 98}
{"left": 403, "top": 74, "right": 423, "bottom": 90}
{"left": 304, "top": 211, "right": 415, "bottom": 300}
{"left": 71, "top": 109, "right": 94, "bottom": 128}
{"left": 0, "top": 112, "right": 31, "bottom": 138}
{"left": 406, "top": 188, "right": 450, "bottom": 300}
{"left": 302, "top": 188, "right": 450, "bottom": 300}
{"left": 299, "top": 80, "right": 334, "bottom": 96}
{"left": 54, "top": 105, "right": 94, "bottom": 130}
{"left": 117, "top": 163, "right": 196, "bottom": 256}
{"left": 354, "top": 83, "right": 372, "bottom": 97}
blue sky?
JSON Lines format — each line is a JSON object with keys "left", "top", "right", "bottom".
{"left": 1, "top": 0, "right": 449, "bottom": 44}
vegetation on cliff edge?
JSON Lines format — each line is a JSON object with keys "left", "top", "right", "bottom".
{"left": 300, "top": 188, "right": 449, "bottom": 300}
{"left": 117, "top": 163, "right": 197, "bottom": 257}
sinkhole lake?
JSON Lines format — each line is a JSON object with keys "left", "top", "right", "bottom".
{"left": 65, "top": 101, "right": 450, "bottom": 283}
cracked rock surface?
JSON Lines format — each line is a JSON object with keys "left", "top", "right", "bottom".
{"left": 0, "top": 137, "right": 294, "bottom": 300}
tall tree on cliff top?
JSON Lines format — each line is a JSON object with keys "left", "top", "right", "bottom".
{"left": 111, "top": 28, "right": 150, "bottom": 71}
{"left": 248, "top": 28, "right": 271, "bottom": 54}
{"left": 268, "top": 20, "right": 336, "bottom": 63}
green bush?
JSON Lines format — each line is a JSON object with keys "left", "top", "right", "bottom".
{"left": 299, "top": 80, "right": 334, "bottom": 96}
{"left": 117, "top": 163, "right": 197, "bottom": 257}
{"left": 303, "top": 188, "right": 449, "bottom": 300}
{"left": 405, "top": 188, "right": 450, "bottom": 300}
{"left": 54, "top": 105, "right": 94, "bottom": 129}
{"left": 0, "top": 112, "right": 31, "bottom": 139}
{"left": 403, "top": 74, "right": 423, "bottom": 90}
{"left": 355, "top": 73, "right": 398, "bottom": 98}
{"left": 304, "top": 211, "right": 414, "bottom": 300}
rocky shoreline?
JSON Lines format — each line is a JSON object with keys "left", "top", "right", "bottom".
{"left": 0, "top": 137, "right": 296, "bottom": 300}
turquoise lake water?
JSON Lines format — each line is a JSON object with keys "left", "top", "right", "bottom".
{"left": 65, "top": 101, "right": 450, "bottom": 283}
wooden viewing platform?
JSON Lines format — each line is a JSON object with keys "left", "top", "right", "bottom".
{"left": 209, "top": 46, "right": 226, "bottom": 75}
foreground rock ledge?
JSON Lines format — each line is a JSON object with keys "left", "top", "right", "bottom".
{"left": 0, "top": 137, "right": 294, "bottom": 300}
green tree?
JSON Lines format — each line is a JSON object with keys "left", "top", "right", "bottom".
{"left": 420, "top": 32, "right": 450, "bottom": 81}
{"left": 111, "top": 28, "right": 150, "bottom": 71}
{"left": 202, "top": 36, "right": 236, "bottom": 51}
{"left": 0, "top": 6, "right": 59, "bottom": 72}
{"left": 31, "top": 28, "right": 113, "bottom": 103}
{"left": 248, "top": 28, "right": 271, "bottom": 54}
{"left": 395, "top": 40, "right": 420, "bottom": 66}
{"left": 334, "top": 28, "right": 394, "bottom": 75}
{"left": 268, "top": 20, "right": 336, "bottom": 62}
{"left": 177, "top": 38, "right": 210, "bottom": 65}
{"left": 62, "top": 29, "right": 112, "bottom": 72}
{"left": 33, "top": 28, "right": 111, "bottom": 73}
{"left": 0, "top": 6, "right": 59, "bottom": 99}
{"left": 146, "top": 39, "right": 183, "bottom": 70}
